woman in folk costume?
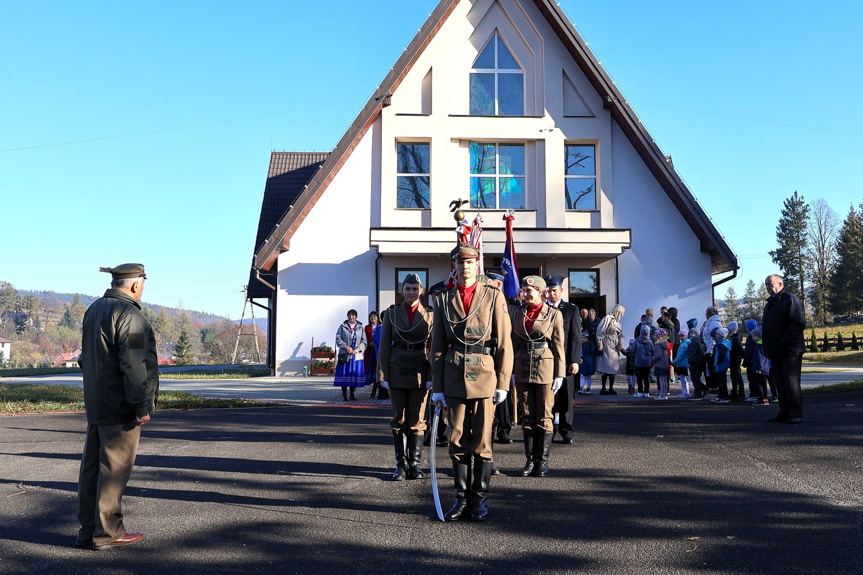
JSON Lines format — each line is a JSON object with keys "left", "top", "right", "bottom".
{"left": 377, "top": 274, "right": 434, "bottom": 480}
{"left": 334, "top": 309, "right": 367, "bottom": 401}
{"left": 596, "top": 304, "right": 625, "bottom": 395}
{"left": 510, "top": 276, "right": 566, "bottom": 477}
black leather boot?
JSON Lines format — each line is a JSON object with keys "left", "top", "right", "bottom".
{"left": 406, "top": 432, "right": 424, "bottom": 479}
{"left": 444, "top": 461, "right": 471, "bottom": 521}
{"left": 520, "top": 430, "right": 535, "bottom": 476}
{"left": 370, "top": 383, "right": 378, "bottom": 399}
{"left": 378, "top": 387, "right": 390, "bottom": 400}
{"left": 470, "top": 459, "right": 493, "bottom": 521}
{"left": 531, "top": 431, "right": 552, "bottom": 477}
{"left": 391, "top": 431, "right": 407, "bottom": 481}
{"left": 342, "top": 386, "right": 348, "bottom": 401}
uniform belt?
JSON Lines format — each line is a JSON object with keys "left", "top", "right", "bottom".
{"left": 526, "top": 341, "right": 549, "bottom": 351}
{"left": 395, "top": 342, "right": 426, "bottom": 351}
{"left": 450, "top": 343, "right": 494, "bottom": 355}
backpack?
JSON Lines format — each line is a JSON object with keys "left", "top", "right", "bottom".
{"left": 687, "top": 338, "right": 705, "bottom": 366}
{"left": 714, "top": 341, "right": 730, "bottom": 373}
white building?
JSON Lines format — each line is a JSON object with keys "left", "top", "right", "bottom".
{"left": 0, "top": 337, "right": 11, "bottom": 365}
{"left": 250, "top": 0, "right": 737, "bottom": 376}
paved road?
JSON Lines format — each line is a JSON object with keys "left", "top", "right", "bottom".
{"left": 3, "top": 364, "right": 862, "bottom": 407}
{"left": 0, "top": 382, "right": 861, "bottom": 574}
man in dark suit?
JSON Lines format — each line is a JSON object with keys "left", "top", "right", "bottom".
{"left": 544, "top": 276, "right": 582, "bottom": 444}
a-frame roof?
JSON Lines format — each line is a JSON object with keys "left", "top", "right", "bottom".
{"left": 252, "top": 0, "right": 737, "bottom": 276}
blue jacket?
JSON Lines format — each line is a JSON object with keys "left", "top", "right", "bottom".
{"left": 652, "top": 340, "right": 670, "bottom": 369}
{"left": 673, "top": 339, "right": 690, "bottom": 368}
{"left": 753, "top": 341, "right": 771, "bottom": 375}
{"left": 713, "top": 339, "right": 732, "bottom": 373}
{"left": 634, "top": 335, "right": 653, "bottom": 368}
{"left": 581, "top": 340, "right": 597, "bottom": 375}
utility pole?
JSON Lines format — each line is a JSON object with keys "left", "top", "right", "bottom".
{"left": 232, "top": 286, "right": 262, "bottom": 364}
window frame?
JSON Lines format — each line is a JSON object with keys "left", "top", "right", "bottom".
{"left": 564, "top": 143, "right": 598, "bottom": 211}
{"left": 469, "top": 141, "right": 526, "bottom": 210}
{"left": 396, "top": 142, "right": 431, "bottom": 209}
{"left": 469, "top": 31, "right": 524, "bottom": 116}
{"left": 394, "top": 268, "right": 429, "bottom": 306}
{"left": 568, "top": 269, "right": 599, "bottom": 298}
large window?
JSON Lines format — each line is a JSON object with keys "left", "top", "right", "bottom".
{"left": 470, "top": 142, "right": 525, "bottom": 210}
{"left": 569, "top": 269, "right": 599, "bottom": 297}
{"left": 564, "top": 144, "right": 596, "bottom": 210}
{"left": 470, "top": 31, "right": 524, "bottom": 116}
{"left": 397, "top": 143, "right": 430, "bottom": 208}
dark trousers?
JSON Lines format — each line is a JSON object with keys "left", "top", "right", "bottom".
{"left": 729, "top": 361, "right": 744, "bottom": 396}
{"left": 689, "top": 363, "right": 705, "bottom": 396}
{"left": 751, "top": 372, "right": 768, "bottom": 399}
{"left": 77, "top": 422, "right": 141, "bottom": 546}
{"left": 552, "top": 373, "right": 575, "bottom": 435}
{"left": 715, "top": 371, "right": 729, "bottom": 399}
{"left": 493, "top": 392, "right": 513, "bottom": 435}
{"left": 746, "top": 367, "right": 758, "bottom": 397}
{"left": 635, "top": 366, "right": 651, "bottom": 393}
{"left": 771, "top": 354, "right": 803, "bottom": 419}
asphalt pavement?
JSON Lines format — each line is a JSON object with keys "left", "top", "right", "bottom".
{"left": 1, "top": 370, "right": 862, "bottom": 574}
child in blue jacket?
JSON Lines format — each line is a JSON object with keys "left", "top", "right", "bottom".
{"left": 578, "top": 330, "right": 597, "bottom": 394}
{"left": 750, "top": 327, "right": 772, "bottom": 405}
{"left": 711, "top": 327, "right": 732, "bottom": 404}
{"left": 652, "top": 328, "right": 671, "bottom": 400}
{"left": 633, "top": 325, "right": 654, "bottom": 397}
{"left": 672, "top": 330, "right": 691, "bottom": 398}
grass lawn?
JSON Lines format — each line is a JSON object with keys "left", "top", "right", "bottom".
{"left": 0, "top": 383, "right": 273, "bottom": 414}
{"left": 805, "top": 380, "right": 863, "bottom": 394}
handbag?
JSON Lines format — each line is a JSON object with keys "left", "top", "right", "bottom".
{"left": 337, "top": 352, "right": 349, "bottom": 364}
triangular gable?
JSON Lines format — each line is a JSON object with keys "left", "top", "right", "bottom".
{"left": 253, "top": 0, "right": 737, "bottom": 276}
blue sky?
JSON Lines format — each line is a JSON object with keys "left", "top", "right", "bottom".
{"left": 2, "top": 1, "right": 861, "bottom": 318}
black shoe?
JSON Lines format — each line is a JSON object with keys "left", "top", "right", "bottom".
{"left": 497, "top": 431, "right": 513, "bottom": 444}
{"left": 786, "top": 417, "right": 804, "bottom": 424}
{"left": 599, "top": 389, "right": 609, "bottom": 395}
{"left": 491, "top": 464, "right": 501, "bottom": 476}
{"left": 561, "top": 434, "right": 575, "bottom": 444}
{"left": 767, "top": 415, "right": 788, "bottom": 423}
{"left": 608, "top": 389, "right": 618, "bottom": 395}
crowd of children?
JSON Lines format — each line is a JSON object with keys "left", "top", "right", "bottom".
{"left": 576, "top": 307, "right": 779, "bottom": 404}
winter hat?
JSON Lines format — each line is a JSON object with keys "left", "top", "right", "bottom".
{"left": 640, "top": 325, "right": 651, "bottom": 336}
{"left": 715, "top": 327, "right": 729, "bottom": 340}
{"left": 710, "top": 326, "right": 720, "bottom": 338}
{"left": 679, "top": 329, "right": 688, "bottom": 340}
{"left": 751, "top": 327, "right": 763, "bottom": 340}
{"left": 689, "top": 327, "right": 700, "bottom": 339}
{"left": 687, "top": 318, "right": 698, "bottom": 329}
{"left": 727, "top": 321, "right": 738, "bottom": 336}
{"left": 655, "top": 328, "right": 667, "bottom": 341}
{"left": 745, "top": 319, "right": 757, "bottom": 332}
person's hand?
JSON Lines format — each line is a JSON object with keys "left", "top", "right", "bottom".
{"left": 551, "top": 377, "right": 564, "bottom": 393}
{"left": 493, "top": 389, "right": 508, "bottom": 405}
{"left": 135, "top": 414, "right": 150, "bottom": 427}
{"left": 431, "top": 392, "right": 447, "bottom": 407}
{"left": 426, "top": 380, "right": 433, "bottom": 390}
{"left": 345, "top": 346, "right": 354, "bottom": 354}
{"left": 569, "top": 362, "right": 579, "bottom": 375}
{"left": 380, "top": 380, "right": 389, "bottom": 389}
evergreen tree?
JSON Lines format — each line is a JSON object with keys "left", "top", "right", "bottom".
{"left": 59, "top": 307, "right": 75, "bottom": 330}
{"left": 829, "top": 205, "right": 863, "bottom": 316}
{"left": 173, "top": 327, "right": 194, "bottom": 365}
{"left": 837, "top": 333, "right": 845, "bottom": 351}
{"left": 852, "top": 332, "right": 859, "bottom": 351}
{"left": 821, "top": 332, "right": 830, "bottom": 352}
{"left": 723, "top": 286, "right": 742, "bottom": 323}
{"left": 809, "top": 329, "right": 819, "bottom": 352}
{"left": 742, "top": 280, "right": 760, "bottom": 324}
{"left": 769, "top": 191, "right": 810, "bottom": 303}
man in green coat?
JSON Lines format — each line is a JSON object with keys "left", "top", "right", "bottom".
{"left": 76, "top": 263, "right": 159, "bottom": 551}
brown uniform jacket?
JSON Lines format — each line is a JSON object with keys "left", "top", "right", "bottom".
{"left": 431, "top": 282, "right": 513, "bottom": 399}
{"left": 376, "top": 302, "right": 433, "bottom": 388}
{"left": 511, "top": 302, "right": 566, "bottom": 385}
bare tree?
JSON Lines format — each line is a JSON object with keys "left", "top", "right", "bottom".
{"left": 806, "top": 199, "right": 839, "bottom": 325}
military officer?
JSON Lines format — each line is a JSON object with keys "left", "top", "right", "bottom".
{"left": 544, "top": 276, "right": 582, "bottom": 444}
{"left": 431, "top": 244, "right": 513, "bottom": 521}
{"left": 511, "top": 276, "right": 566, "bottom": 477}
{"left": 378, "top": 273, "right": 434, "bottom": 480}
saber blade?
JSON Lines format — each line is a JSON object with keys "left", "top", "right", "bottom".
{"left": 430, "top": 402, "right": 444, "bottom": 522}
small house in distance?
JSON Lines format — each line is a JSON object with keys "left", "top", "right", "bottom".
{"left": 250, "top": 0, "right": 737, "bottom": 375}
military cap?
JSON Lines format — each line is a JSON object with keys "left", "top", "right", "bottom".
{"left": 402, "top": 273, "right": 422, "bottom": 286}
{"left": 99, "top": 263, "right": 147, "bottom": 279}
{"left": 451, "top": 243, "right": 479, "bottom": 260}
{"left": 485, "top": 272, "right": 505, "bottom": 282}
{"left": 521, "top": 275, "right": 546, "bottom": 290}
{"left": 428, "top": 281, "right": 447, "bottom": 295}
{"left": 544, "top": 275, "right": 565, "bottom": 288}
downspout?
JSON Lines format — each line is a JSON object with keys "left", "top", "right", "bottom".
{"left": 711, "top": 267, "right": 738, "bottom": 303}
{"left": 374, "top": 247, "right": 382, "bottom": 314}
{"left": 614, "top": 255, "right": 620, "bottom": 306}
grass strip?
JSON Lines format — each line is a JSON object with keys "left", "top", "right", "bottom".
{"left": 804, "top": 380, "right": 863, "bottom": 394}
{"left": 0, "top": 384, "right": 273, "bottom": 414}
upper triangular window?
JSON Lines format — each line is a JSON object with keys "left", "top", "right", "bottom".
{"left": 470, "top": 31, "right": 524, "bottom": 116}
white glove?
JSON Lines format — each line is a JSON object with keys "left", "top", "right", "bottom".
{"left": 493, "top": 389, "right": 508, "bottom": 405}
{"left": 380, "top": 380, "right": 389, "bottom": 390}
{"left": 552, "top": 377, "right": 564, "bottom": 394}
{"left": 431, "top": 392, "right": 447, "bottom": 407}
{"left": 426, "top": 380, "right": 433, "bottom": 390}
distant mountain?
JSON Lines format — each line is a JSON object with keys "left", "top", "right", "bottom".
{"left": 20, "top": 289, "right": 228, "bottom": 325}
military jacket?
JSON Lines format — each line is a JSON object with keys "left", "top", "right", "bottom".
{"left": 431, "top": 282, "right": 513, "bottom": 399}
{"left": 79, "top": 288, "right": 159, "bottom": 425}
{"left": 511, "top": 302, "right": 566, "bottom": 385}
{"left": 377, "top": 302, "right": 433, "bottom": 388}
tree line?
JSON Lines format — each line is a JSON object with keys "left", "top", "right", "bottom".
{"left": 0, "top": 281, "right": 265, "bottom": 367}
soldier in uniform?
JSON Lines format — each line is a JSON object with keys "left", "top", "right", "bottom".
{"left": 544, "top": 276, "right": 582, "bottom": 444}
{"left": 511, "top": 276, "right": 566, "bottom": 477}
{"left": 378, "top": 274, "right": 434, "bottom": 480}
{"left": 431, "top": 244, "right": 513, "bottom": 521}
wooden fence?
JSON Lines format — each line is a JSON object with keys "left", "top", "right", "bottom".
{"left": 803, "top": 335, "right": 861, "bottom": 351}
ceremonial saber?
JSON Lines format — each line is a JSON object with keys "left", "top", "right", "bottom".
{"left": 430, "top": 401, "right": 445, "bottom": 522}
